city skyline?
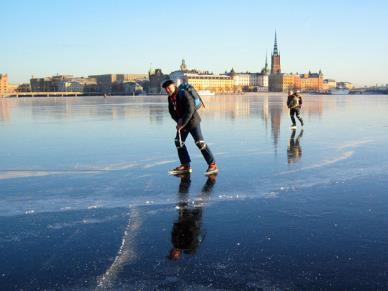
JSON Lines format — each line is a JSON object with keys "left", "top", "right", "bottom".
{"left": 2, "top": 0, "right": 388, "bottom": 86}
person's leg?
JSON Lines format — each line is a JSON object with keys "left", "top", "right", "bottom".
{"left": 290, "top": 128, "right": 296, "bottom": 140}
{"left": 174, "top": 129, "right": 191, "bottom": 165}
{"left": 296, "top": 109, "right": 304, "bottom": 126}
{"left": 190, "top": 124, "right": 215, "bottom": 165}
{"left": 290, "top": 109, "right": 296, "bottom": 126}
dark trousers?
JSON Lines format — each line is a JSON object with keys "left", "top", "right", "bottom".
{"left": 290, "top": 108, "right": 304, "bottom": 126}
{"left": 175, "top": 124, "right": 215, "bottom": 165}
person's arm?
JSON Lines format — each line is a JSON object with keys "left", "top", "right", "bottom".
{"left": 180, "top": 91, "right": 195, "bottom": 128}
{"left": 168, "top": 99, "right": 179, "bottom": 122}
{"left": 299, "top": 96, "right": 303, "bottom": 106}
{"left": 287, "top": 96, "right": 291, "bottom": 107}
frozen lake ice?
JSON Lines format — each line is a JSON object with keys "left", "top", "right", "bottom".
{"left": 0, "top": 94, "right": 388, "bottom": 290}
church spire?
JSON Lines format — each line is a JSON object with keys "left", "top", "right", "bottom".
{"left": 262, "top": 52, "right": 270, "bottom": 75}
{"left": 273, "top": 30, "right": 279, "bottom": 56}
{"left": 180, "top": 59, "right": 187, "bottom": 71}
{"left": 270, "top": 30, "right": 281, "bottom": 74}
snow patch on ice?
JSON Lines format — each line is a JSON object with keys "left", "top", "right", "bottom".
{"left": 337, "top": 139, "right": 373, "bottom": 150}
{"left": 91, "top": 162, "right": 138, "bottom": 171}
{"left": 143, "top": 160, "right": 177, "bottom": 169}
{"left": 96, "top": 207, "right": 141, "bottom": 289}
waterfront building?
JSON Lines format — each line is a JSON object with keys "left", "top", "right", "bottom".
{"left": 229, "top": 69, "right": 251, "bottom": 87}
{"left": 148, "top": 69, "right": 169, "bottom": 94}
{"left": 270, "top": 71, "right": 324, "bottom": 93}
{"left": 123, "top": 81, "right": 144, "bottom": 95}
{"left": 225, "top": 55, "right": 269, "bottom": 92}
{"left": 30, "top": 77, "right": 50, "bottom": 92}
{"left": 17, "top": 83, "right": 31, "bottom": 92}
{"left": 269, "top": 73, "right": 301, "bottom": 92}
{"left": 256, "top": 74, "right": 269, "bottom": 88}
{"left": 30, "top": 74, "right": 146, "bottom": 94}
{"left": 227, "top": 70, "right": 268, "bottom": 92}
{"left": 337, "top": 81, "right": 353, "bottom": 90}
{"left": 30, "top": 75, "right": 98, "bottom": 93}
{"left": 7, "top": 83, "right": 18, "bottom": 94}
{"left": 30, "top": 75, "right": 73, "bottom": 92}
{"left": 300, "top": 70, "right": 324, "bottom": 92}
{"left": 185, "top": 72, "right": 234, "bottom": 93}
{"left": 170, "top": 60, "right": 234, "bottom": 93}
{"left": 323, "top": 79, "right": 337, "bottom": 91}
{"left": 88, "top": 74, "right": 147, "bottom": 94}
{"left": 0, "top": 74, "right": 9, "bottom": 96}
{"left": 60, "top": 77, "right": 98, "bottom": 93}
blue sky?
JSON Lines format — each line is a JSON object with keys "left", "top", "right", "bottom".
{"left": 2, "top": 0, "right": 388, "bottom": 86}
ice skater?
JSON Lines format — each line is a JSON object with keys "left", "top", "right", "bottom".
{"left": 163, "top": 79, "right": 218, "bottom": 176}
{"left": 287, "top": 90, "right": 304, "bottom": 129}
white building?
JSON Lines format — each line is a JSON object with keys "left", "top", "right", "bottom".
{"left": 324, "top": 79, "right": 337, "bottom": 89}
{"left": 232, "top": 72, "right": 251, "bottom": 87}
{"left": 251, "top": 73, "right": 269, "bottom": 87}
{"left": 228, "top": 68, "right": 269, "bottom": 91}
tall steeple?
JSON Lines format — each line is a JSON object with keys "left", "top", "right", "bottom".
{"left": 273, "top": 30, "right": 279, "bottom": 56}
{"left": 271, "top": 30, "right": 281, "bottom": 74}
{"left": 180, "top": 59, "right": 188, "bottom": 71}
{"left": 261, "top": 52, "right": 270, "bottom": 75}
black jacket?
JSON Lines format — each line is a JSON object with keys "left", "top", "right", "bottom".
{"left": 168, "top": 89, "right": 201, "bottom": 129}
{"left": 287, "top": 94, "right": 303, "bottom": 109}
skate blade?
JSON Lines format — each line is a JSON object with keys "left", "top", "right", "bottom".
{"left": 168, "top": 169, "right": 192, "bottom": 176}
{"left": 204, "top": 169, "right": 219, "bottom": 176}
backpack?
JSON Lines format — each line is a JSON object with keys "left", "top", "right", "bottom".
{"left": 178, "top": 83, "right": 205, "bottom": 110}
{"left": 290, "top": 95, "right": 300, "bottom": 108}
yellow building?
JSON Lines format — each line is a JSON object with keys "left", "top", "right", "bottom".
{"left": 269, "top": 73, "right": 301, "bottom": 92}
{"left": 0, "top": 74, "right": 8, "bottom": 97}
{"left": 186, "top": 73, "right": 234, "bottom": 93}
{"left": 170, "top": 69, "right": 234, "bottom": 93}
{"left": 300, "top": 71, "right": 324, "bottom": 92}
{"left": 7, "top": 83, "right": 18, "bottom": 94}
{"left": 169, "top": 60, "right": 234, "bottom": 93}
{"left": 270, "top": 71, "right": 324, "bottom": 92}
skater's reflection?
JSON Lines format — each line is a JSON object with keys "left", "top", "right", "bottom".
{"left": 169, "top": 174, "right": 217, "bottom": 261}
{"left": 287, "top": 129, "right": 303, "bottom": 164}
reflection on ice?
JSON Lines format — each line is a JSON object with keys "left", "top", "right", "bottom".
{"left": 169, "top": 174, "right": 216, "bottom": 261}
{"left": 287, "top": 129, "right": 303, "bottom": 164}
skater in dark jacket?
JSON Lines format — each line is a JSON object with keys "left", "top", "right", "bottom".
{"left": 163, "top": 79, "right": 218, "bottom": 175}
{"left": 287, "top": 90, "right": 304, "bottom": 129}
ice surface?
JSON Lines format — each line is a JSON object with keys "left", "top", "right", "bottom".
{"left": 1, "top": 94, "right": 388, "bottom": 289}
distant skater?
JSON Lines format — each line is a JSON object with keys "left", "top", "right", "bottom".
{"left": 162, "top": 80, "right": 218, "bottom": 176}
{"left": 287, "top": 90, "right": 304, "bottom": 129}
